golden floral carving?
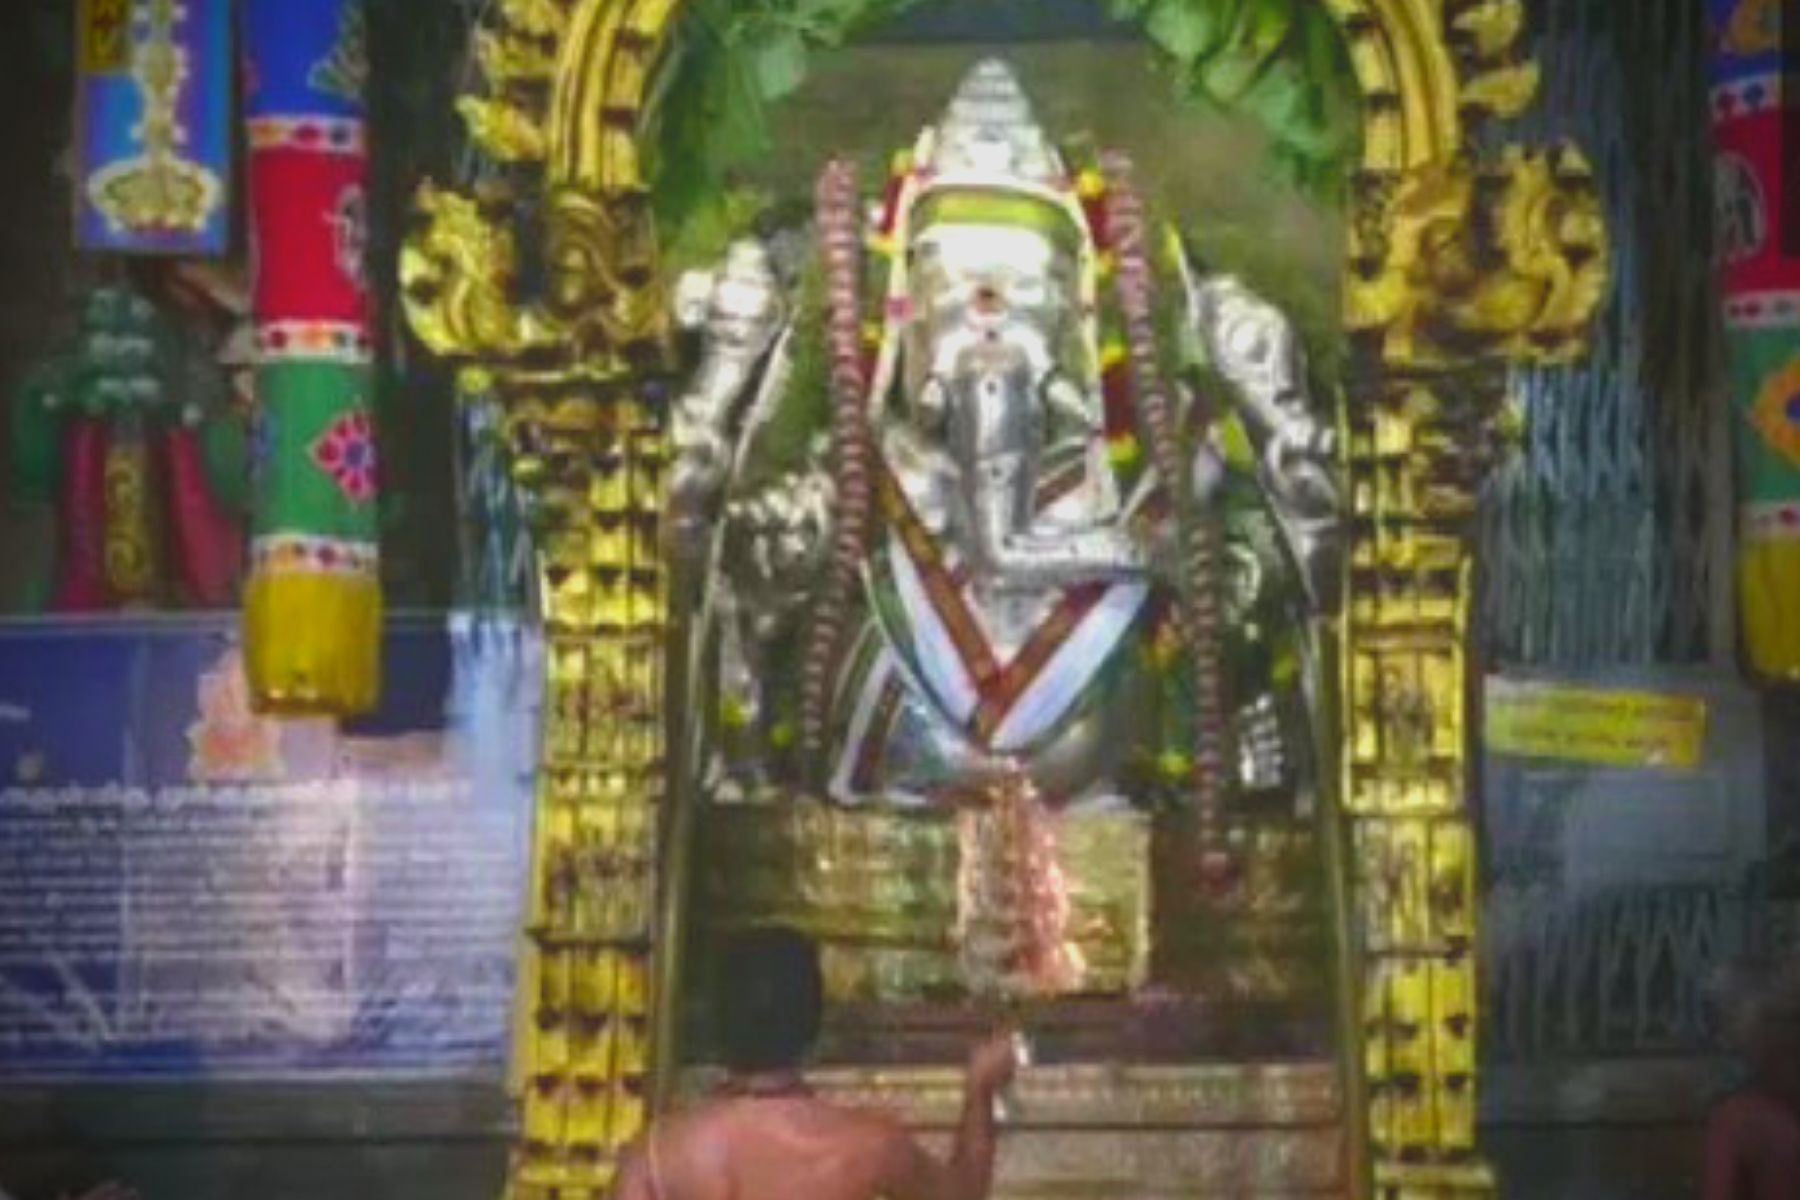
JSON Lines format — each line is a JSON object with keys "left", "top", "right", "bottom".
{"left": 498, "top": 0, "right": 571, "bottom": 39}
{"left": 542, "top": 187, "right": 669, "bottom": 359}
{"left": 455, "top": 95, "right": 547, "bottom": 163}
{"left": 1451, "top": 0, "right": 1526, "bottom": 59}
{"left": 1459, "top": 61, "right": 1541, "bottom": 119}
{"left": 473, "top": 28, "right": 558, "bottom": 85}
{"left": 399, "top": 183, "right": 548, "bottom": 362}
{"left": 1446, "top": 0, "right": 1539, "bottom": 120}
{"left": 1347, "top": 145, "right": 1608, "bottom": 368}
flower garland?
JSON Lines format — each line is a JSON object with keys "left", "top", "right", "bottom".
{"left": 798, "top": 159, "right": 878, "bottom": 787}
{"left": 958, "top": 770, "right": 1084, "bottom": 998}
{"left": 1104, "top": 152, "right": 1235, "bottom": 886}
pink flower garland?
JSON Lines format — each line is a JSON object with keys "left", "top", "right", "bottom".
{"left": 1102, "top": 152, "right": 1235, "bottom": 887}
{"left": 799, "top": 159, "right": 878, "bottom": 786}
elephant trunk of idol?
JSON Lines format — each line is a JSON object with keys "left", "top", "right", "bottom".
{"left": 942, "top": 343, "right": 1143, "bottom": 591}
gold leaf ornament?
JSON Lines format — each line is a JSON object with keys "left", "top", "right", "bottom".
{"left": 456, "top": 95, "right": 548, "bottom": 163}
{"left": 1451, "top": 0, "right": 1526, "bottom": 60}
{"left": 497, "top": 0, "right": 569, "bottom": 38}
{"left": 400, "top": 183, "right": 547, "bottom": 359}
{"left": 1346, "top": 145, "right": 1606, "bottom": 367}
{"left": 1478, "top": 145, "right": 1608, "bottom": 355}
{"left": 1459, "top": 61, "right": 1540, "bottom": 119}
{"left": 474, "top": 28, "right": 558, "bottom": 83}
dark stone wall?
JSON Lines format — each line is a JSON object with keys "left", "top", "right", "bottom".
{"left": 0, "top": 1, "right": 80, "bottom": 611}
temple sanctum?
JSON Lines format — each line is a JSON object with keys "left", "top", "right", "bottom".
{"left": 0, "top": 1, "right": 1795, "bottom": 1199}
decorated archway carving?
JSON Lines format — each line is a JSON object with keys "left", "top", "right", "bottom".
{"left": 402, "top": 2, "right": 1607, "bottom": 1198}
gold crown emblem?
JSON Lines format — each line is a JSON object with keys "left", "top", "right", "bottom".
{"left": 85, "top": 0, "right": 223, "bottom": 239}
{"left": 88, "top": 153, "right": 221, "bottom": 236}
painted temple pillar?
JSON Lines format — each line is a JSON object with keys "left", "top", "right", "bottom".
{"left": 1709, "top": 0, "right": 1800, "bottom": 680}
{"left": 242, "top": 0, "right": 384, "bottom": 717}
{"left": 403, "top": 3, "right": 1608, "bottom": 1198}
{"left": 61, "top": 0, "right": 385, "bottom": 691}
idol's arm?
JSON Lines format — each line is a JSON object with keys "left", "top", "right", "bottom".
{"left": 1185, "top": 271, "right": 1341, "bottom": 611}
{"left": 966, "top": 456, "right": 1146, "bottom": 589}
{"left": 669, "top": 240, "right": 788, "bottom": 558}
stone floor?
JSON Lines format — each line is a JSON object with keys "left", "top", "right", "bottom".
{"left": 0, "top": 1063, "right": 1719, "bottom": 1200}
{"left": 0, "top": 1131, "right": 1705, "bottom": 1200}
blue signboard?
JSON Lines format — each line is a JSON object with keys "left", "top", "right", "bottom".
{"left": 0, "top": 616, "right": 537, "bottom": 1081}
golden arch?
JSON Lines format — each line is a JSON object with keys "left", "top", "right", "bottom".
{"left": 411, "top": 0, "right": 1599, "bottom": 374}
{"left": 551, "top": 0, "right": 1483, "bottom": 194}
{"left": 401, "top": 3, "right": 1607, "bottom": 1198}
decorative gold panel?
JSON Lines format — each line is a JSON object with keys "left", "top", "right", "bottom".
{"left": 948, "top": 1128, "right": 1347, "bottom": 1198}
{"left": 1346, "top": 147, "right": 1608, "bottom": 369}
{"left": 682, "top": 1061, "right": 1343, "bottom": 1129}
{"left": 403, "top": 1, "right": 1608, "bottom": 1197}
{"left": 695, "top": 803, "right": 1151, "bottom": 1003}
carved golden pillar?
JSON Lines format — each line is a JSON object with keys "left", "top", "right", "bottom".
{"left": 1340, "top": 142, "right": 1608, "bottom": 1200}
{"left": 401, "top": 2, "right": 681, "bottom": 1190}
{"left": 503, "top": 392, "right": 669, "bottom": 1200}
{"left": 1339, "top": 370, "right": 1496, "bottom": 1196}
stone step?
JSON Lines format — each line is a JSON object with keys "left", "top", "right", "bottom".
{"left": 683, "top": 1059, "right": 1349, "bottom": 1195}
{"left": 805, "top": 1060, "right": 1343, "bottom": 1129}
{"left": 927, "top": 1127, "right": 1347, "bottom": 1199}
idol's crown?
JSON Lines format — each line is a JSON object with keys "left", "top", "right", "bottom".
{"left": 923, "top": 59, "right": 1065, "bottom": 187}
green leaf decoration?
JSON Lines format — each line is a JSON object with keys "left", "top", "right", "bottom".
{"left": 1236, "top": 59, "right": 1314, "bottom": 145}
{"left": 1196, "top": 47, "right": 1266, "bottom": 105}
{"left": 736, "top": 260, "right": 830, "bottom": 492}
{"left": 794, "top": 0, "right": 872, "bottom": 42}
{"left": 1240, "top": 0, "right": 1298, "bottom": 60}
{"left": 10, "top": 366, "right": 66, "bottom": 505}
{"left": 651, "top": 6, "right": 777, "bottom": 249}
{"left": 666, "top": 186, "right": 775, "bottom": 275}
{"left": 1147, "top": 0, "right": 1228, "bottom": 62}
{"left": 647, "top": 0, "right": 1359, "bottom": 251}
{"left": 749, "top": 26, "right": 809, "bottom": 102}
{"left": 1104, "top": 0, "right": 1154, "bottom": 20}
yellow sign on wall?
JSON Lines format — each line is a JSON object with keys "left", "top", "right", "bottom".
{"left": 1484, "top": 679, "right": 1709, "bottom": 770}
